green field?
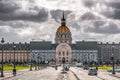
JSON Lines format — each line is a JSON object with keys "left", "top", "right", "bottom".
{"left": 92, "top": 65, "right": 120, "bottom": 70}
{"left": 0, "top": 65, "right": 30, "bottom": 71}
{"left": 96, "top": 66, "right": 112, "bottom": 70}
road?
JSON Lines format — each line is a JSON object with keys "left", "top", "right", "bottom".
{"left": 6, "top": 67, "right": 61, "bottom": 80}
{"left": 5, "top": 66, "right": 120, "bottom": 80}
{"left": 71, "top": 67, "right": 120, "bottom": 80}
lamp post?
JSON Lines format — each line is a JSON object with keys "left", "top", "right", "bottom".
{"left": 111, "top": 46, "right": 115, "bottom": 74}
{"left": 13, "top": 45, "right": 16, "bottom": 76}
{"left": 1, "top": 38, "right": 4, "bottom": 77}
{"left": 30, "top": 59, "right": 32, "bottom": 71}
{"left": 95, "top": 61, "right": 98, "bottom": 70}
{"left": 37, "top": 54, "right": 41, "bottom": 70}
{"left": 37, "top": 56, "right": 39, "bottom": 70}
{"left": 34, "top": 60, "right": 37, "bottom": 70}
{"left": 111, "top": 54, "right": 115, "bottom": 74}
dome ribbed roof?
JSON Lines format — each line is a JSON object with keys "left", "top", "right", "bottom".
{"left": 57, "top": 26, "right": 70, "bottom": 34}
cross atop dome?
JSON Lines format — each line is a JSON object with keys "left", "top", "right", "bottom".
{"left": 62, "top": 11, "right": 65, "bottom": 20}
{"left": 61, "top": 11, "right": 66, "bottom": 26}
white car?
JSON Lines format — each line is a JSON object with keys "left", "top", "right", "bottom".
{"left": 76, "top": 63, "right": 83, "bottom": 67}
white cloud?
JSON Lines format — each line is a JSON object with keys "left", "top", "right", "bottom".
{"left": 0, "top": 0, "right": 120, "bottom": 43}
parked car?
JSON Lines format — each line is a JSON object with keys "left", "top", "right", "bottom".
{"left": 51, "top": 65, "right": 56, "bottom": 68}
{"left": 83, "top": 66, "right": 89, "bottom": 70}
{"left": 107, "top": 68, "right": 120, "bottom": 72}
{"left": 76, "top": 63, "right": 83, "bottom": 67}
{"left": 88, "top": 69, "right": 98, "bottom": 75}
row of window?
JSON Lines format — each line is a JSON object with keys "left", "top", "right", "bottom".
{"left": 57, "top": 34, "right": 70, "bottom": 38}
{"left": 59, "top": 51, "right": 69, "bottom": 56}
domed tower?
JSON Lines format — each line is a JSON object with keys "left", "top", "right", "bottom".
{"left": 55, "top": 12, "right": 72, "bottom": 44}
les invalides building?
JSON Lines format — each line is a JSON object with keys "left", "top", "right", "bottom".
{"left": 0, "top": 12, "right": 120, "bottom": 65}
{"left": 30, "top": 12, "right": 98, "bottom": 64}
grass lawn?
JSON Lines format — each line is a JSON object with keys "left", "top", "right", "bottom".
{"left": 2, "top": 65, "right": 30, "bottom": 71}
{"left": 98, "top": 66, "right": 112, "bottom": 70}
{"left": 92, "top": 65, "right": 120, "bottom": 70}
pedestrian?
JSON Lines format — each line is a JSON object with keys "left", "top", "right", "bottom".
{"left": 55, "top": 65, "right": 57, "bottom": 70}
{"left": 13, "top": 69, "right": 16, "bottom": 76}
{"left": 0, "top": 67, "right": 1, "bottom": 72}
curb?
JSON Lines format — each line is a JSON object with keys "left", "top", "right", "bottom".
{"left": 109, "top": 74, "right": 120, "bottom": 79}
{"left": 70, "top": 69, "right": 80, "bottom": 80}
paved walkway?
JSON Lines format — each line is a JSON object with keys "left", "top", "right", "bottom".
{"left": 0, "top": 68, "right": 34, "bottom": 80}
{"left": 0, "top": 72, "right": 13, "bottom": 80}
{"left": 5, "top": 67, "right": 61, "bottom": 80}
{"left": 110, "top": 73, "right": 120, "bottom": 78}
{"left": 0, "top": 66, "right": 47, "bottom": 80}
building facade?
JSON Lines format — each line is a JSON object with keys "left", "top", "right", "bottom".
{"left": 0, "top": 12, "right": 120, "bottom": 65}
{"left": 0, "top": 42, "right": 30, "bottom": 64}
{"left": 98, "top": 42, "right": 120, "bottom": 64}
{"left": 30, "top": 12, "right": 98, "bottom": 64}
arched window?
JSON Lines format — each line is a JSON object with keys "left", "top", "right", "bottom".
{"left": 63, "top": 51, "right": 65, "bottom": 56}
{"left": 67, "top": 52, "right": 68, "bottom": 56}
{"left": 59, "top": 52, "right": 61, "bottom": 56}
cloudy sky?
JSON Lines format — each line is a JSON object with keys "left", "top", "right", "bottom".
{"left": 0, "top": 0, "right": 120, "bottom": 43}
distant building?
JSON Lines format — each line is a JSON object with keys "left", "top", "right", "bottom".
{"left": 98, "top": 42, "right": 120, "bottom": 63}
{"left": 0, "top": 42, "right": 30, "bottom": 64}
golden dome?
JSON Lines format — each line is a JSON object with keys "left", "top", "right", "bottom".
{"left": 57, "top": 26, "right": 70, "bottom": 34}
{"left": 56, "top": 12, "right": 71, "bottom": 34}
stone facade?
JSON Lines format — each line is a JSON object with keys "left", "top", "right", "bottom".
{"left": 0, "top": 43, "right": 30, "bottom": 64}
{"left": 1, "top": 12, "right": 120, "bottom": 65}
{"left": 98, "top": 42, "right": 120, "bottom": 63}
{"left": 56, "top": 43, "right": 72, "bottom": 64}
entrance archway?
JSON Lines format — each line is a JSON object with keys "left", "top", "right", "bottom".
{"left": 56, "top": 43, "right": 72, "bottom": 64}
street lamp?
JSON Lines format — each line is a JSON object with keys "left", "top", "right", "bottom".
{"left": 37, "top": 54, "right": 41, "bottom": 70}
{"left": 13, "top": 45, "right": 16, "bottom": 76}
{"left": 1, "top": 38, "right": 4, "bottom": 77}
{"left": 111, "top": 45, "right": 115, "bottom": 74}
{"left": 30, "top": 59, "right": 32, "bottom": 71}
{"left": 111, "top": 54, "right": 115, "bottom": 74}
{"left": 34, "top": 60, "right": 37, "bottom": 70}
{"left": 95, "top": 62, "right": 98, "bottom": 70}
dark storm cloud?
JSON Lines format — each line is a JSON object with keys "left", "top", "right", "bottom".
{"left": 80, "top": 12, "right": 101, "bottom": 21}
{"left": 104, "top": 8, "right": 120, "bottom": 20}
{"left": 84, "top": 21, "right": 120, "bottom": 34}
{"left": 82, "top": 0, "right": 120, "bottom": 19}
{"left": 0, "top": 0, "right": 49, "bottom": 22}
{"left": 82, "top": 0, "right": 95, "bottom": 7}
{"left": 0, "top": 1, "right": 19, "bottom": 13}
{"left": 0, "top": 7, "right": 49, "bottom": 22}
{"left": 50, "top": 9, "right": 72, "bottom": 22}
{"left": 107, "top": 1, "right": 120, "bottom": 9}
{"left": 103, "top": 10, "right": 120, "bottom": 19}
{"left": 102, "top": 1, "right": 120, "bottom": 19}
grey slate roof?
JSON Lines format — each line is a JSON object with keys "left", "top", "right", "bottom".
{"left": 0, "top": 42, "right": 30, "bottom": 50}
{"left": 30, "top": 41, "right": 52, "bottom": 50}
{"left": 0, "top": 41, "right": 98, "bottom": 50}
{"left": 74, "top": 41, "right": 98, "bottom": 50}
